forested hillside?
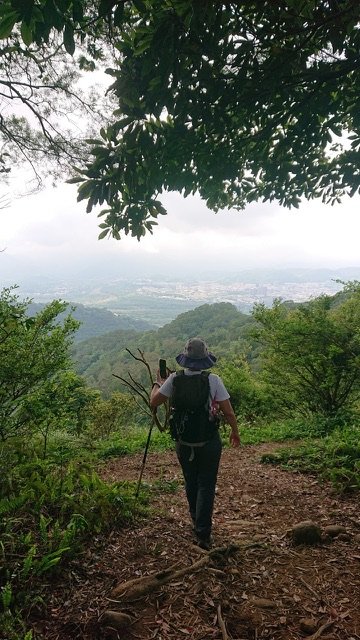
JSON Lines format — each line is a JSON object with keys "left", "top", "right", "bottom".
{"left": 27, "top": 302, "right": 155, "bottom": 342}
{"left": 1, "top": 283, "right": 360, "bottom": 639}
{"left": 72, "top": 286, "right": 360, "bottom": 424}
{"left": 72, "top": 303, "right": 255, "bottom": 396}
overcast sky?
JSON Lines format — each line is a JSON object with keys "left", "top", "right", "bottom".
{"left": 1, "top": 177, "right": 360, "bottom": 281}
{"left": 2, "top": 54, "right": 359, "bottom": 284}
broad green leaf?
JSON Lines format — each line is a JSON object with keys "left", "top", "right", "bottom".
{"left": 66, "top": 176, "right": 83, "bottom": 184}
{"left": 113, "top": 2, "right": 124, "bottom": 26}
{"left": 77, "top": 181, "right": 93, "bottom": 201}
{"left": 99, "top": 0, "right": 115, "bottom": 16}
{"left": 84, "top": 138, "right": 104, "bottom": 146}
{"left": 133, "top": 0, "right": 146, "bottom": 13}
{"left": 20, "top": 20, "right": 33, "bottom": 45}
{"left": 72, "top": 0, "right": 84, "bottom": 23}
{"left": 63, "top": 23, "right": 75, "bottom": 55}
{"left": 0, "top": 11, "right": 18, "bottom": 39}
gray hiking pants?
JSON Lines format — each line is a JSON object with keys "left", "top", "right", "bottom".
{"left": 176, "top": 433, "right": 222, "bottom": 540}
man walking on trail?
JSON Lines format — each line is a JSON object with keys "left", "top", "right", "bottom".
{"left": 150, "top": 337, "right": 240, "bottom": 550}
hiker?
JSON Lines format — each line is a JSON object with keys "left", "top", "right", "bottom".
{"left": 150, "top": 337, "right": 240, "bottom": 549}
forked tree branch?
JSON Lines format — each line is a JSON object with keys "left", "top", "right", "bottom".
{"left": 112, "top": 348, "right": 169, "bottom": 432}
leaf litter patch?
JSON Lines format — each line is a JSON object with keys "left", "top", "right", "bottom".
{"left": 32, "top": 444, "right": 360, "bottom": 639}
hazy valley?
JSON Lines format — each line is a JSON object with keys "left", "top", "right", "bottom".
{"left": 6, "top": 266, "right": 360, "bottom": 327}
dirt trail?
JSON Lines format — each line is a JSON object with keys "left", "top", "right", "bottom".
{"left": 33, "top": 444, "right": 360, "bottom": 639}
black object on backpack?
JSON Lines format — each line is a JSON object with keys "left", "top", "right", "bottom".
{"left": 169, "top": 371, "right": 219, "bottom": 443}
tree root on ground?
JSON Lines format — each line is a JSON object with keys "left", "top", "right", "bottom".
{"left": 217, "top": 603, "right": 230, "bottom": 640}
{"left": 100, "top": 542, "right": 263, "bottom": 631}
{"left": 110, "top": 543, "right": 241, "bottom": 601}
{"left": 307, "top": 618, "right": 336, "bottom": 640}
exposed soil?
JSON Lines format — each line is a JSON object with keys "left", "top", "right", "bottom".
{"left": 31, "top": 443, "right": 360, "bottom": 640}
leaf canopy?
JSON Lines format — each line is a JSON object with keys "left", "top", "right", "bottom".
{"left": 2, "top": 1, "right": 360, "bottom": 237}
{"left": 74, "top": 1, "right": 360, "bottom": 238}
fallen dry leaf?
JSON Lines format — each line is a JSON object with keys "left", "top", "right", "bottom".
{"left": 27, "top": 445, "right": 360, "bottom": 640}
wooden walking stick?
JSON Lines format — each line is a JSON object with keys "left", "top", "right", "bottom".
{"left": 112, "top": 348, "right": 169, "bottom": 500}
{"left": 134, "top": 413, "right": 156, "bottom": 499}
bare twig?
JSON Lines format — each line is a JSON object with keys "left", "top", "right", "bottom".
{"left": 131, "top": 396, "right": 153, "bottom": 418}
{"left": 307, "top": 618, "right": 336, "bottom": 639}
{"left": 128, "top": 372, "right": 148, "bottom": 397}
{"left": 125, "top": 348, "right": 153, "bottom": 388}
{"left": 299, "top": 577, "right": 321, "bottom": 600}
{"left": 217, "top": 604, "right": 230, "bottom": 640}
{"left": 112, "top": 347, "right": 169, "bottom": 432}
{"left": 112, "top": 372, "right": 149, "bottom": 407}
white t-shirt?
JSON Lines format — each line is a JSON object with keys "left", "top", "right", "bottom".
{"left": 159, "top": 369, "right": 230, "bottom": 403}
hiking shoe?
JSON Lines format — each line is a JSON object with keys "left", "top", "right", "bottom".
{"left": 197, "top": 537, "right": 211, "bottom": 551}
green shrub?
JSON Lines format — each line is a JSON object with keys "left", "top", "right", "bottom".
{"left": 217, "top": 358, "right": 276, "bottom": 421}
{"left": 261, "top": 425, "right": 360, "bottom": 491}
{"left": 0, "top": 457, "right": 143, "bottom": 638}
{"left": 97, "top": 425, "right": 173, "bottom": 458}
{"left": 89, "top": 392, "right": 144, "bottom": 438}
{"left": 238, "top": 418, "right": 317, "bottom": 445}
{"left": 253, "top": 287, "right": 360, "bottom": 422}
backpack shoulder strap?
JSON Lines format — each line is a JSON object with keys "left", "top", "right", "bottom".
{"left": 201, "top": 370, "right": 213, "bottom": 401}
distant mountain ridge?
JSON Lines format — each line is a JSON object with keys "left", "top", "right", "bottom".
{"left": 71, "top": 288, "right": 355, "bottom": 396}
{"left": 27, "top": 302, "right": 155, "bottom": 342}
{"left": 216, "top": 266, "right": 360, "bottom": 284}
{"left": 72, "top": 302, "right": 254, "bottom": 395}
{"left": 6, "top": 266, "right": 360, "bottom": 327}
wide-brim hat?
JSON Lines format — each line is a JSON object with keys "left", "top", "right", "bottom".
{"left": 175, "top": 337, "right": 217, "bottom": 370}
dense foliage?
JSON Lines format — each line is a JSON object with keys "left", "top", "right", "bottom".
{"left": 0, "top": 288, "right": 80, "bottom": 441}
{"left": 27, "top": 301, "right": 155, "bottom": 342}
{"left": 2, "top": 2, "right": 360, "bottom": 234}
{"left": 73, "top": 302, "right": 255, "bottom": 395}
{"left": 253, "top": 283, "right": 360, "bottom": 425}
{"left": 0, "top": 282, "right": 359, "bottom": 637}
{"left": 73, "top": 285, "right": 360, "bottom": 429}
{"left": 0, "top": 290, "right": 147, "bottom": 638}
{"left": 216, "top": 358, "right": 276, "bottom": 422}
{"left": 72, "top": 1, "right": 360, "bottom": 239}
{"left": 261, "top": 425, "right": 360, "bottom": 492}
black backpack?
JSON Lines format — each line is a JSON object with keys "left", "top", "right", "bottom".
{"left": 169, "top": 371, "right": 219, "bottom": 443}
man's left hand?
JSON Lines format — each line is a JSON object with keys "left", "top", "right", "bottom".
{"left": 230, "top": 432, "right": 241, "bottom": 448}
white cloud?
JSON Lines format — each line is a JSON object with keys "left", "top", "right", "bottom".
{"left": 1, "top": 180, "right": 360, "bottom": 278}
{"left": 162, "top": 192, "right": 276, "bottom": 235}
